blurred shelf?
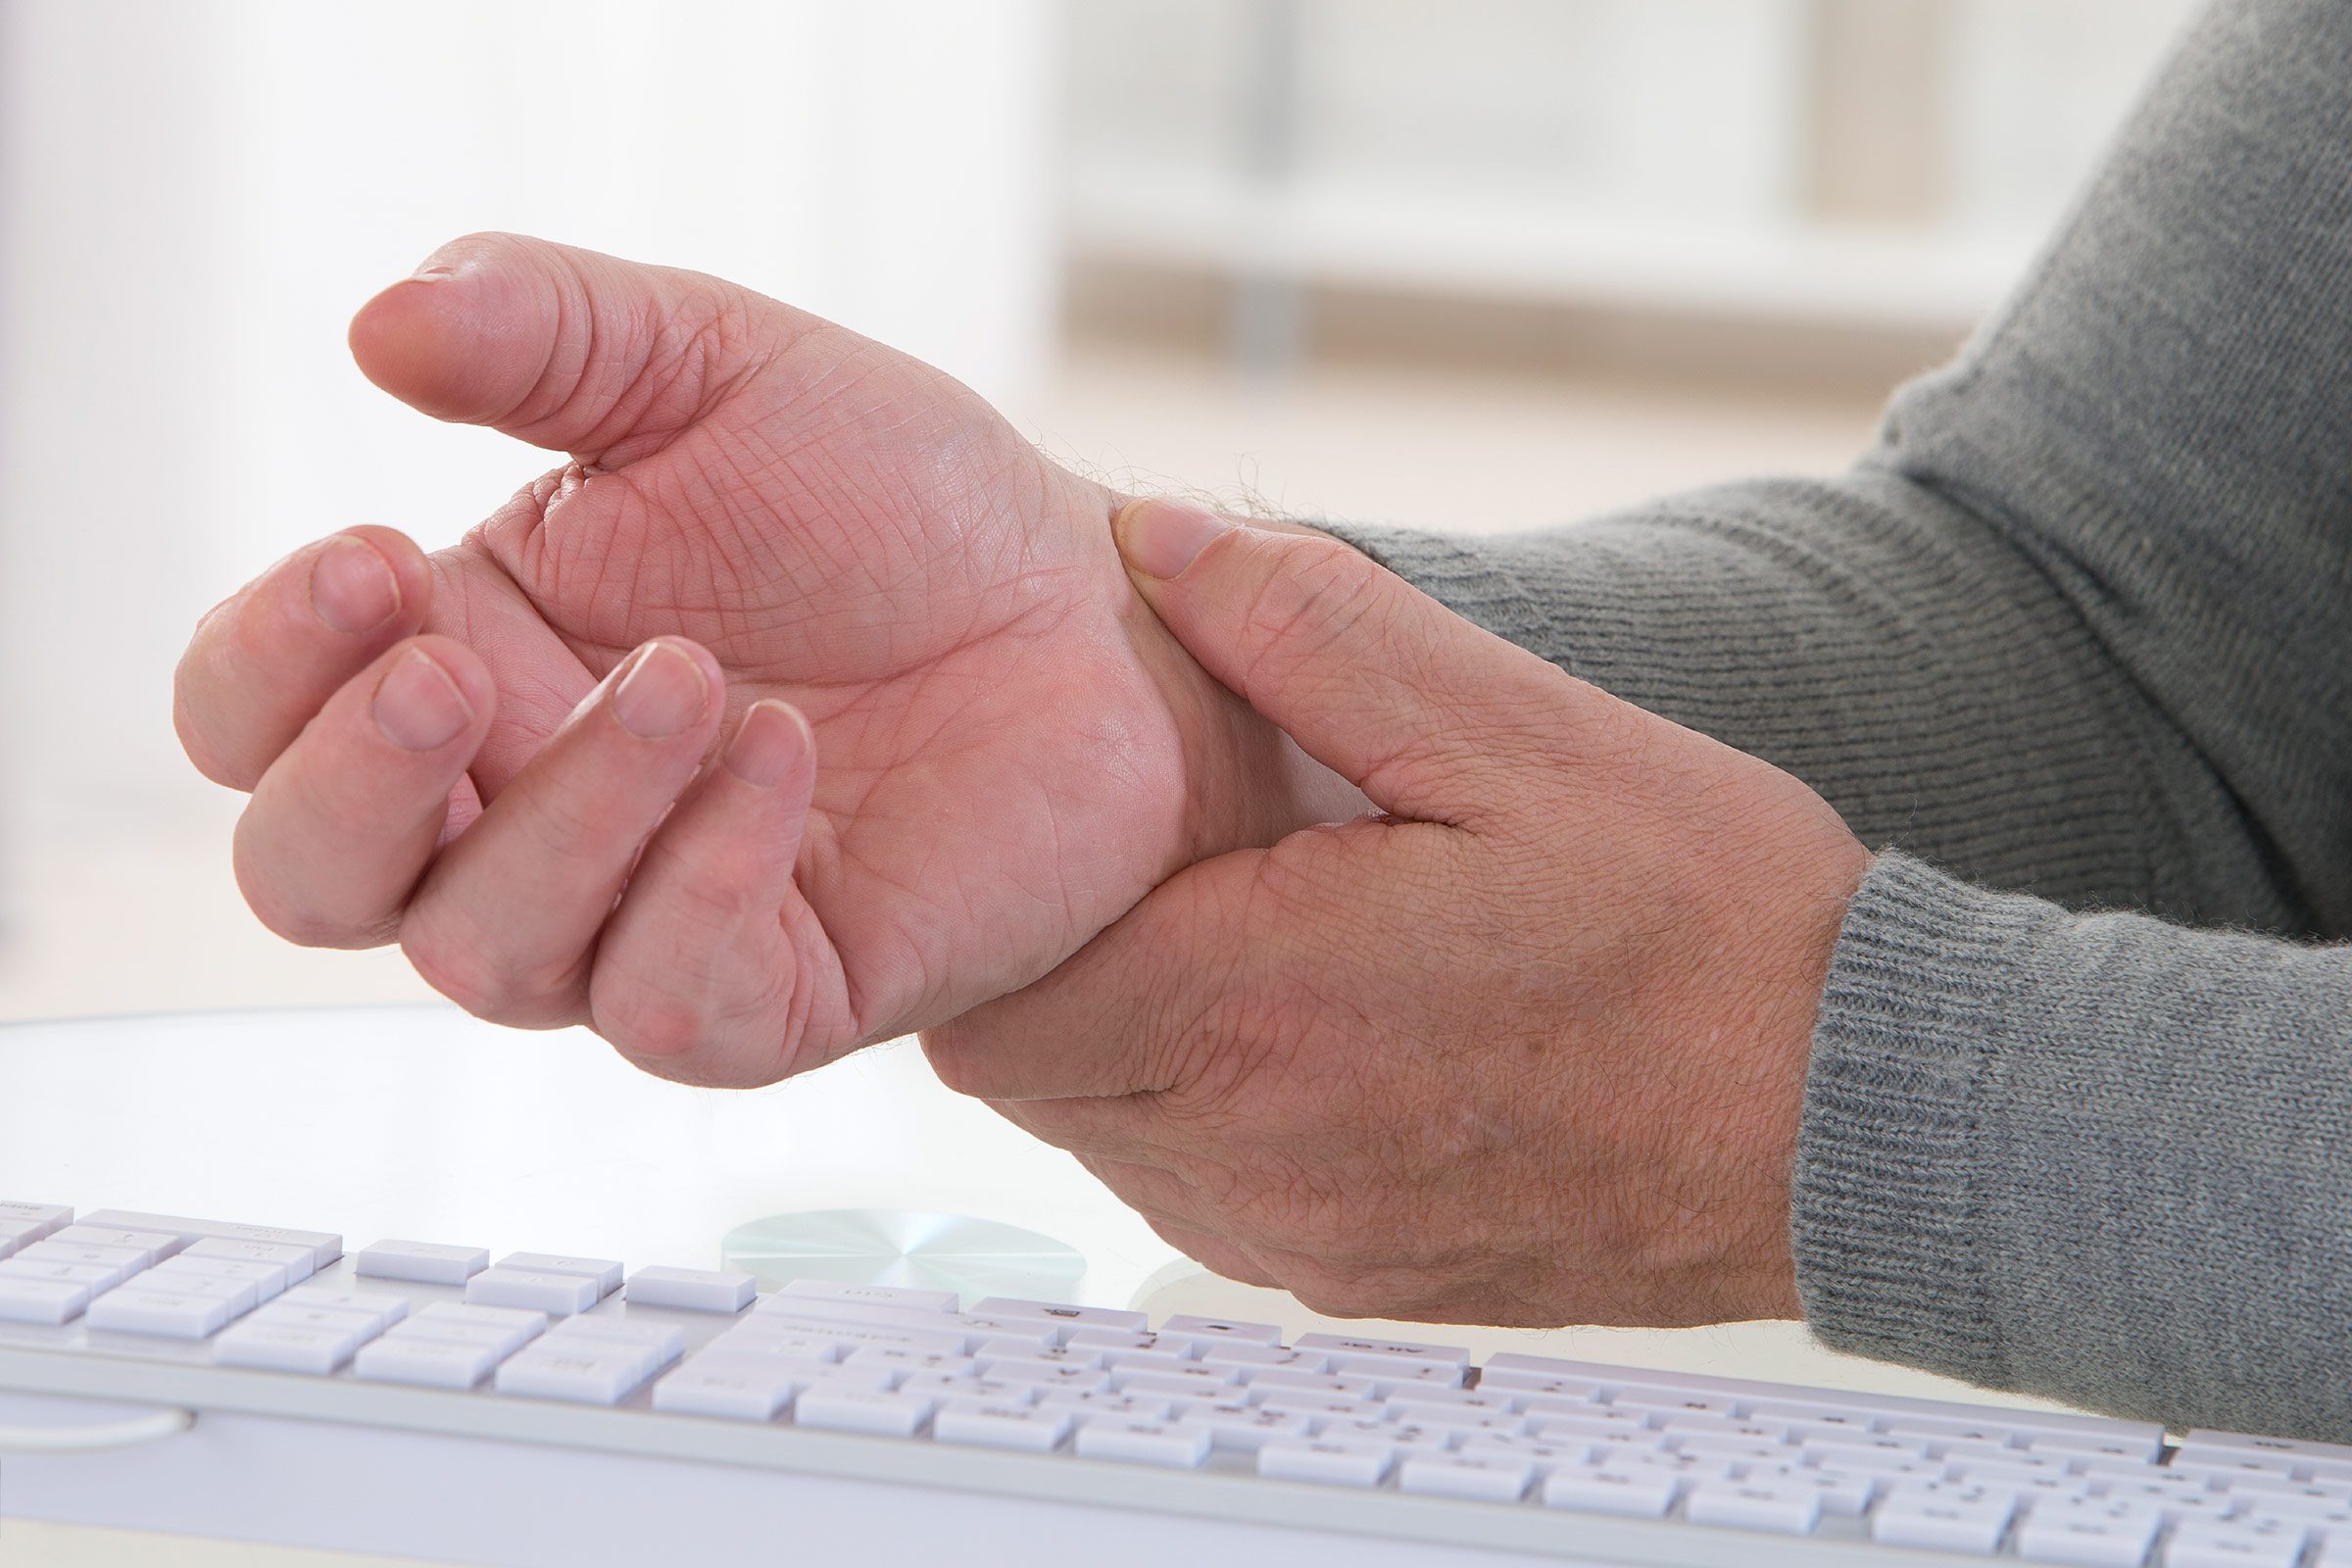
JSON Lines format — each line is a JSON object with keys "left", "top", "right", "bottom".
{"left": 1067, "top": 164, "right": 2035, "bottom": 334}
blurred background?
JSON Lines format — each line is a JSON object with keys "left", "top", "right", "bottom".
{"left": 0, "top": 0, "right": 2196, "bottom": 1020}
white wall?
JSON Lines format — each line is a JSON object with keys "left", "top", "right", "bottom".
{"left": 0, "top": 0, "right": 1056, "bottom": 850}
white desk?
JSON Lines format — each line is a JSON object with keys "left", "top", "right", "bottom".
{"left": 0, "top": 1004, "right": 2083, "bottom": 1566}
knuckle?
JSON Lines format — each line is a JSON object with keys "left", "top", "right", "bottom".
{"left": 400, "top": 911, "right": 579, "bottom": 1025}
{"left": 230, "top": 817, "right": 393, "bottom": 952}
{"left": 595, "top": 987, "right": 711, "bottom": 1068}
{"left": 922, "top": 1022, "right": 1001, "bottom": 1100}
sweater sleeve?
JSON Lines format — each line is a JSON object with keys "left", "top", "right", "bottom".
{"left": 1797, "top": 852, "right": 2352, "bottom": 1441}
{"left": 1326, "top": 0, "right": 2352, "bottom": 942}
{"left": 1317, "top": 0, "right": 2352, "bottom": 1434}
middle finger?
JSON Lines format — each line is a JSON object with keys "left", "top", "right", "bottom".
{"left": 398, "top": 636, "right": 724, "bottom": 1027}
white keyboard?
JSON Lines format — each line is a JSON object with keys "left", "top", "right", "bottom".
{"left": 0, "top": 1201, "right": 2341, "bottom": 1568}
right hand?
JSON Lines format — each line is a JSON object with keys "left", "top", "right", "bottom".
{"left": 173, "top": 233, "right": 1361, "bottom": 1084}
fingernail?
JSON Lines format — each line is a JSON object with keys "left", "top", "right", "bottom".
{"left": 1116, "top": 498, "right": 1232, "bottom": 580}
{"left": 724, "top": 700, "right": 810, "bottom": 788}
{"left": 612, "top": 640, "right": 710, "bottom": 739}
{"left": 311, "top": 534, "right": 402, "bottom": 634}
{"left": 372, "top": 647, "right": 472, "bottom": 752}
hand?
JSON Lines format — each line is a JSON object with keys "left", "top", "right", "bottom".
{"left": 923, "top": 500, "right": 1873, "bottom": 1327}
{"left": 173, "top": 235, "right": 1358, "bottom": 1082}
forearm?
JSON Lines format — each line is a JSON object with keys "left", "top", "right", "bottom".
{"left": 1797, "top": 852, "right": 2352, "bottom": 1440}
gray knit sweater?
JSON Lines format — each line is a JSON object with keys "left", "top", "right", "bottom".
{"left": 1327, "top": 0, "right": 2352, "bottom": 1441}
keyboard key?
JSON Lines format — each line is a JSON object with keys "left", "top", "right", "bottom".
{"left": 213, "top": 1319, "right": 364, "bottom": 1374}
{"left": 1251, "top": 1394, "right": 1387, "bottom": 1423}
{"left": 710, "top": 1322, "right": 848, "bottom": 1360}
{"left": 114, "top": 1268, "right": 260, "bottom": 1315}
{"left": 772, "top": 1279, "right": 958, "bottom": 1313}
{"left": 468, "top": 1267, "right": 600, "bottom": 1317}
{"left": 0, "top": 1274, "right": 89, "bottom": 1324}
{"left": 897, "top": 1374, "right": 1038, "bottom": 1405}
{"left": 1239, "top": 1367, "right": 1376, "bottom": 1398}
{"left": 1531, "top": 1412, "right": 1664, "bottom": 1446}
{"left": 404, "top": 1301, "right": 546, "bottom": 1356}
{"left": 1400, "top": 1404, "right": 1533, "bottom": 1437}
{"left": 1259, "top": 1439, "right": 1396, "bottom": 1488}
{"left": 1076, "top": 1417, "right": 1213, "bottom": 1469}
{"left": 965, "top": 1298, "right": 1149, "bottom": 1342}
{"left": 1397, "top": 1452, "right": 1534, "bottom": 1502}
{"left": 1385, "top": 1386, "right": 1521, "bottom": 1414}
{"left": 2180, "top": 1431, "right": 2352, "bottom": 1469}
{"left": 495, "top": 1253, "right": 623, "bottom": 1298}
{"left": 1200, "top": 1343, "right": 1332, "bottom": 1372}
{"left": 984, "top": 1342, "right": 1107, "bottom": 1370}
{"left": 85, "top": 1287, "right": 239, "bottom": 1339}
{"left": 1870, "top": 1482, "right": 2019, "bottom": 1554}
{"left": 2224, "top": 1483, "right": 2352, "bottom": 1518}
{"left": 356, "top": 1240, "right": 490, "bottom": 1286}
{"left": 1455, "top": 1437, "right": 1591, "bottom": 1476}
{"left": 48, "top": 1226, "right": 185, "bottom": 1266}
{"left": 1040, "top": 1389, "right": 1174, "bottom": 1418}
{"left": 183, "top": 1237, "right": 318, "bottom": 1284}
{"left": 757, "top": 1315, "right": 970, "bottom": 1357}
{"left": 495, "top": 1343, "right": 652, "bottom": 1405}
{"left": 1064, "top": 1328, "right": 1194, "bottom": 1358}
{"left": 546, "top": 1317, "right": 686, "bottom": 1375}
{"left": 1542, "top": 1463, "right": 1680, "bottom": 1519}
{"left": 281, "top": 1286, "right": 410, "bottom": 1327}
{"left": 2031, "top": 1431, "right": 2168, "bottom": 1464}
{"left": 2164, "top": 1516, "right": 2306, "bottom": 1568}
{"left": 248, "top": 1301, "right": 388, "bottom": 1347}
{"left": 983, "top": 1358, "right": 1111, "bottom": 1393}
{"left": 1293, "top": 1332, "right": 1470, "bottom": 1368}
{"left": 1318, "top": 1417, "right": 1456, "bottom": 1456}
{"left": 0, "top": 1220, "right": 41, "bottom": 1262}
{"left": 0, "top": 1201, "right": 73, "bottom": 1243}
{"left": 1475, "top": 1368, "right": 1610, "bottom": 1398}
{"left": 1741, "top": 1461, "right": 1876, "bottom": 1515}
{"left": 625, "top": 1265, "right": 756, "bottom": 1314}
{"left": 1184, "top": 1405, "right": 1308, "bottom": 1451}
{"left": 653, "top": 1354, "right": 808, "bottom": 1420}
{"left": 149, "top": 1253, "right": 288, "bottom": 1302}
{"left": 1611, "top": 1387, "right": 1742, "bottom": 1420}
{"left": 14, "top": 1240, "right": 150, "bottom": 1290}
{"left": 1159, "top": 1314, "right": 1283, "bottom": 1347}
{"left": 77, "top": 1211, "right": 340, "bottom": 1271}
{"left": 793, "top": 1385, "right": 936, "bottom": 1437}
{"left": 1684, "top": 1478, "right": 1822, "bottom": 1536}
{"left": 952, "top": 1316, "right": 1073, "bottom": 1348}
{"left": 353, "top": 1334, "right": 501, "bottom": 1390}
{"left": 2015, "top": 1498, "right": 2163, "bottom": 1567}
{"left": 934, "top": 1399, "right": 1073, "bottom": 1452}
{"left": 842, "top": 1345, "right": 973, "bottom": 1381}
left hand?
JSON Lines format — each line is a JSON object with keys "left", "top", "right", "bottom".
{"left": 923, "top": 500, "right": 1874, "bottom": 1328}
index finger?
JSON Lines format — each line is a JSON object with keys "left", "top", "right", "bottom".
{"left": 174, "top": 526, "right": 434, "bottom": 790}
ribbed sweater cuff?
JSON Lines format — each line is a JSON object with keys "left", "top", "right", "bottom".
{"left": 1792, "top": 851, "right": 2060, "bottom": 1389}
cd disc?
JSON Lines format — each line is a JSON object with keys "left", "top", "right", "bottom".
{"left": 720, "top": 1208, "right": 1087, "bottom": 1303}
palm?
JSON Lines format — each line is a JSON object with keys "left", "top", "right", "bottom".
{"left": 399, "top": 280, "right": 1204, "bottom": 1069}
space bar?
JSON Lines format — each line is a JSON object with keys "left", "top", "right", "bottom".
{"left": 76, "top": 1210, "right": 342, "bottom": 1270}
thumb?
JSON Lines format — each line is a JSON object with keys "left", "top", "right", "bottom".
{"left": 347, "top": 231, "right": 809, "bottom": 466}
{"left": 1114, "top": 498, "right": 1577, "bottom": 820}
